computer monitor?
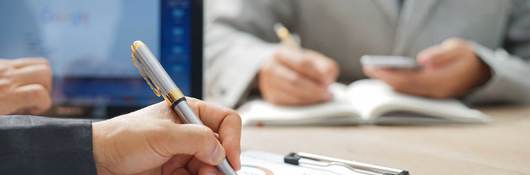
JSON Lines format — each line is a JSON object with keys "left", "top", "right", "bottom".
{"left": 0, "top": 0, "right": 203, "bottom": 117}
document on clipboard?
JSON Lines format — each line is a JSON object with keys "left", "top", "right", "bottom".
{"left": 238, "top": 151, "right": 409, "bottom": 175}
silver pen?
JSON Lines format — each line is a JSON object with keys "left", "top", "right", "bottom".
{"left": 131, "top": 40, "right": 237, "bottom": 175}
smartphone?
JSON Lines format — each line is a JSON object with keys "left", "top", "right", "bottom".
{"left": 361, "top": 55, "right": 421, "bottom": 69}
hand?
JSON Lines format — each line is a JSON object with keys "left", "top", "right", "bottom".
{"left": 92, "top": 98, "right": 242, "bottom": 175}
{"left": 364, "top": 38, "right": 491, "bottom": 98}
{"left": 0, "top": 58, "right": 52, "bottom": 115}
{"left": 258, "top": 47, "right": 339, "bottom": 105}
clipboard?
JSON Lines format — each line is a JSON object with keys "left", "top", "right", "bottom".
{"left": 239, "top": 151, "right": 409, "bottom": 175}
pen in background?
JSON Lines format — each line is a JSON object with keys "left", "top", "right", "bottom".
{"left": 274, "top": 23, "right": 300, "bottom": 50}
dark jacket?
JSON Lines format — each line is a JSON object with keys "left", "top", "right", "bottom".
{"left": 0, "top": 116, "right": 97, "bottom": 175}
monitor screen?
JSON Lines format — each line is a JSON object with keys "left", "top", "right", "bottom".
{"left": 0, "top": 0, "right": 202, "bottom": 108}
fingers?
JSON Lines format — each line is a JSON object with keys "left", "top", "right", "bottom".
{"left": 275, "top": 48, "right": 338, "bottom": 85}
{"left": 260, "top": 60, "right": 332, "bottom": 105}
{"left": 0, "top": 58, "right": 53, "bottom": 114}
{"left": 186, "top": 98, "right": 242, "bottom": 170}
{"left": 147, "top": 99, "right": 241, "bottom": 170}
{"left": 12, "top": 84, "right": 52, "bottom": 114}
{"left": 8, "top": 57, "right": 49, "bottom": 69}
{"left": 162, "top": 156, "right": 193, "bottom": 175}
{"left": 9, "top": 64, "right": 52, "bottom": 92}
{"left": 417, "top": 38, "right": 472, "bottom": 68}
{"left": 165, "top": 124, "right": 226, "bottom": 166}
{"left": 271, "top": 63, "right": 331, "bottom": 102}
{"left": 305, "top": 50, "right": 339, "bottom": 84}
{"left": 258, "top": 48, "right": 338, "bottom": 105}
{"left": 186, "top": 158, "right": 222, "bottom": 175}
{"left": 0, "top": 77, "right": 11, "bottom": 92}
{"left": 0, "top": 64, "right": 11, "bottom": 75}
{"left": 0, "top": 57, "right": 52, "bottom": 114}
{"left": 198, "top": 166, "right": 222, "bottom": 175}
{"left": 363, "top": 67, "right": 430, "bottom": 96}
{"left": 170, "top": 169, "right": 191, "bottom": 175}
{"left": 363, "top": 66, "right": 459, "bottom": 98}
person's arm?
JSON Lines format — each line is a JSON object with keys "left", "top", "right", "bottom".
{"left": 0, "top": 116, "right": 97, "bottom": 175}
{"left": 364, "top": 1, "right": 530, "bottom": 104}
{"left": 206, "top": 0, "right": 339, "bottom": 107}
{"left": 465, "top": 0, "right": 530, "bottom": 104}
{"left": 0, "top": 99, "right": 241, "bottom": 175}
{"left": 205, "top": 0, "right": 294, "bottom": 107}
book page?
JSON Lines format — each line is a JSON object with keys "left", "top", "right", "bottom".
{"left": 347, "top": 80, "right": 490, "bottom": 123}
{"left": 238, "top": 151, "right": 364, "bottom": 175}
{"left": 347, "top": 80, "right": 394, "bottom": 120}
{"left": 238, "top": 83, "right": 362, "bottom": 126}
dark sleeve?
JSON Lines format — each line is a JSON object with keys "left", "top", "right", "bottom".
{"left": 0, "top": 116, "right": 97, "bottom": 175}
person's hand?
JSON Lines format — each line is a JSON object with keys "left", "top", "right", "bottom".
{"left": 0, "top": 58, "right": 52, "bottom": 115}
{"left": 92, "top": 98, "right": 242, "bottom": 175}
{"left": 258, "top": 47, "right": 339, "bottom": 106}
{"left": 364, "top": 38, "right": 492, "bottom": 98}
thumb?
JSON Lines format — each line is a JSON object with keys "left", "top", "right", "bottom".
{"left": 417, "top": 46, "right": 457, "bottom": 68}
{"left": 167, "top": 124, "right": 226, "bottom": 165}
{"left": 418, "top": 38, "right": 470, "bottom": 68}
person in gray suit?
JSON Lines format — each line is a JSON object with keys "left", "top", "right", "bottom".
{"left": 205, "top": 0, "right": 530, "bottom": 107}
{"left": 0, "top": 99, "right": 242, "bottom": 175}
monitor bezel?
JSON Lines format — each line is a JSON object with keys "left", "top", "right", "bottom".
{"left": 189, "top": 0, "right": 203, "bottom": 100}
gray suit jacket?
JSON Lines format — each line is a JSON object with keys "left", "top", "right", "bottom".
{"left": 205, "top": 0, "right": 530, "bottom": 107}
{"left": 0, "top": 116, "right": 96, "bottom": 175}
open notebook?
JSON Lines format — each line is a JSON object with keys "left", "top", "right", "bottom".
{"left": 238, "top": 80, "right": 492, "bottom": 126}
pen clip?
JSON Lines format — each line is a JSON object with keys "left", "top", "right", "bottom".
{"left": 131, "top": 49, "right": 162, "bottom": 97}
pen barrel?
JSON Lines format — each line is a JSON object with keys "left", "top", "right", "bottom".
{"left": 171, "top": 98, "right": 237, "bottom": 175}
{"left": 218, "top": 160, "right": 238, "bottom": 175}
{"left": 171, "top": 98, "right": 204, "bottom": 125}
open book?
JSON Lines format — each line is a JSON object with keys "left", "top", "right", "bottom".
{"left": 238, "top": 80, "right": 492, "bottom": 126}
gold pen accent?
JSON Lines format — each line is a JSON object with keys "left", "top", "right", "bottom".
{"left": 132, "top": 41, "right": 185, "bottom": 106}
{"left": 131, "top": 45, "right": 162, "bottom": 97}
{"left": 274, "top": 23, "right": 300, "bottom": 49}
{"left": 164, "top": 89, "right": 185, "bottom": 105}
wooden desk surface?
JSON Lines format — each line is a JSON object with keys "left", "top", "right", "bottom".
{"left": 241, "top": 106, "right": 530, "bottom": 175}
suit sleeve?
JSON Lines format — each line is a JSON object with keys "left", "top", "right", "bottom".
{"left": 0, "top": 116, "right": 97, "bottom": 175}
{"left": 205, "top": 0, "right": 295, "bottom": 107}
{"left": 466, "top": 0, "right": 530, "bottom": 104}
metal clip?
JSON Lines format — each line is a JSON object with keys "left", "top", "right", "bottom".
{"left": 284, "top": 152, "right": 409, "bottom": 175}
{"left": 131, "top": 47, "right": 161, "bottom": 97}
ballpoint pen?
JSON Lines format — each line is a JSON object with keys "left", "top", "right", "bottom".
{"left": 131, "top": 40, "right": 238, "bottom": 175}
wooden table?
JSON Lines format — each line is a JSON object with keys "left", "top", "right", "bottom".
{"left": 241, "top": 106, "right": 530, "bottom": 175}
